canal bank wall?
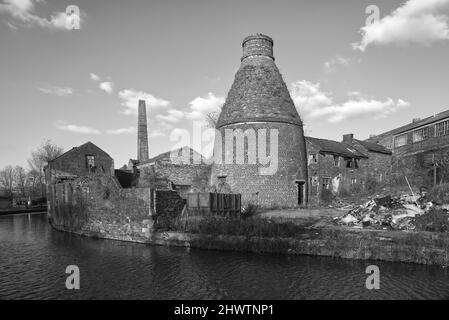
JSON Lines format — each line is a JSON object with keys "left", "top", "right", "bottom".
{"left": 45, "top": 172, "right": 449, "bottom": 267}
{"left": 49, "top": 219, "right": 449, "bottom": 267}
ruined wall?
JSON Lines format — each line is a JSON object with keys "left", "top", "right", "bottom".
{"left": 361, "top": 151, "right": 392, "bottom": 184}
{"left": 138, "top": 162, "right": 211, "bottom": 193}
{"left": 153, "top": 190, "right": 186, "bottom": 230}
{"left": 307, "top": 142, "right": 363, "bottom": 204}
{"left": 48, "top": 172, "right": 187, "bottom": 239}
{"left": 306, "top": 141, "right": 392, "bottom": 204}
{"left": 48, "top": 173, "right": 151, "bottom": 238}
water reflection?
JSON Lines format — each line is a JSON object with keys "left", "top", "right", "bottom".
{"left": 0, "top": 213, "right": 448, "bottom": 300}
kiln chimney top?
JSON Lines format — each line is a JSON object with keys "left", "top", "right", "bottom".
{"left": 241, "top": 33, "right": 274, "bottom": 61}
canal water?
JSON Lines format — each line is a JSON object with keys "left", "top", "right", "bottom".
{"left": 0, "top": 213, "right": 448, "bottom": 300}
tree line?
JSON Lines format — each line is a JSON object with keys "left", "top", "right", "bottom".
{"left": 0, "top": 140, "right": 63, "bottom": 200}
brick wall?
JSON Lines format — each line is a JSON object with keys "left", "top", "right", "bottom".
{"left": 48, "top": 142, "right": 114, "bottom": 177}
{"left": 211, "top": 122, "right": 308, "bottom": 208}
{"left": 138, "top": 161, "right": 211, "bottom": 192}
{"left": 153, "top": 190, "right": 186, "bottom": 230}
{"left": 48, "top": 173, "right": 151, "bottom": 237}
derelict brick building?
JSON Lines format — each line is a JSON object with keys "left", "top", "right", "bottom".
{"left": 211, "top": 34, "right": 308, "bottom": 208}
{"left": 46, "top": 141, "right": 114, "bottom": 177}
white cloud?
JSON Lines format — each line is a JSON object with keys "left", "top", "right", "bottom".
{"left": 0, "top": 0, "right": 83, "bottom": 30}
{"left": 156, "top": 109, "right": 185, "bottom": 124}
{"left": 290, "top": 80, "right": 410, "bottom": 123}
{"left": 106, "top": 126, "right": 135, "bottom": 135}
{"left": 118, "top": 89, "right": 170, "bottom": 115}
{"left": 90, "top": 73, "right": 100, "bottom": 81}
{"left": 353, "top": 0, "right": 449, "bottom": 51}
{"left": 55, "top": 121, "right": 101, "bottom": 134}
{"left": 324, "top": 55, "right": 351, "bottom": 72}
{"left": 185, "top": 92, "right": 225, "bottom": 121}
{"left": 99, "top": 81, "right": 114, "bottom": 94}
{"left": 38, "top": 85, "right": 73, "bottom": 96}
{"left": 290, "top": 81, "right": 333, "bottom": 116}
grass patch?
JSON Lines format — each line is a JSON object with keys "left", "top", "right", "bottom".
{"left": 179, "top": 216, "right": 313, "bottom": 239}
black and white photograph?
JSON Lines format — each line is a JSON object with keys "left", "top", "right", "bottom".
{"left": 1, "top": 0, "right": 449, "bottom": 307}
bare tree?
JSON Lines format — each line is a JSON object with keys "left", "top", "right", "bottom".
{"left": 14, "top": 166, "right": 28, "bottom": 198}
{"left": 434, "top": 151, "right": 449, "bottom": 185}
{"left": 205, "top": 111, "right": 220, "bottom": 128}
{"left": 27, "top": 139, "right": 64, "bottom": 197}
{"left": 0, "top": 166, "right": 15, "bottom": 197}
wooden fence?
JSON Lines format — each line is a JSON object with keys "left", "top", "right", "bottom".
{"left": 187, "top": 193, "right": 241, "bottom": 217}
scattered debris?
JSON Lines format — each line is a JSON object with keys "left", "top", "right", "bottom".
{"left": 333, "top": 193, "right": 449, "bottom": 232}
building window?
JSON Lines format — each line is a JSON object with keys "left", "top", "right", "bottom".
{"left": 311, "top": 176, "right": 318, "bottom": 186}
{"left": 394, "top": 134, "right": 408, "bottom": 148}
{"left": 436, "top": 120, "right": 449, "bottom": 137}
{"left": 309, "top": 154, "right": 318, "bottom": 164}
{"left": 351, "top": 177, "right": 357, "bottom": 185}
{"left": 412, "top": 127, "right": 429, "bottom": 143}
{"left": 346, "top": 159, "right": 358, "bottom": 169}
{"left": 322, "top": 178, "right": 330, "bottom": 189}
{"left": 333, "top": 155, "right": 340, "bottom": 167}
{"left": 86, "top": 155, "right": 95, "bottom": 168}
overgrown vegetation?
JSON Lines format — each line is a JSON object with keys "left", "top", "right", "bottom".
{"left": 415, "top": 208, "right": 449, "bottom": 233}
{"left": 427, "top": 183, "right": 449, "bottom": 204}
{"left": 320, "top": 188, "right": 334, "bottom": 203}
{"left": 178, "top": 216, "right": 311, "bottom": 239}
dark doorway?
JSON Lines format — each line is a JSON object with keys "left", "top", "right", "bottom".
{"left": 296, "top": 181, "right": 305, "bottom": 206}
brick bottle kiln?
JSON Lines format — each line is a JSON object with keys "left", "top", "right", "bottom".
{"left": 211, "top": 34, "right": 308, "bottom": 208}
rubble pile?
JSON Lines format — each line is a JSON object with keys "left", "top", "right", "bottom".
{"left": 334, "top": 194, "right": 449, "bottom": 231}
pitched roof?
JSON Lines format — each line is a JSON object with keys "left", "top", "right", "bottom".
{"left": 141, "top": 146, "right": 208, "bottom": 165}
{"left": 354, "top": 139, "right": 392, "bottom": 155}
{"left": 216, "top": 34, "right": 302, "bottom": 128}
{"left": 48, "top": 141, "right": 111, "bottom": 163}
{"left": 306, "top": 137, "right": 367, "bottom": 159}
{"left": 368, "top": 109, "right": 449, "bottom": 141}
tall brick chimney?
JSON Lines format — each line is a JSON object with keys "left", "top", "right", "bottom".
{"left": 137, "top": 100, "right": 149, "bottom": 162}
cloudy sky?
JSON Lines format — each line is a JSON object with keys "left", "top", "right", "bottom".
{"left": 1, "top": 0, "right": 449, "bottom": 169}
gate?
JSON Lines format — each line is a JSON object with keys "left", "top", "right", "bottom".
{"left": 187, "top": 193, "right": 241, "bottom": 217}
